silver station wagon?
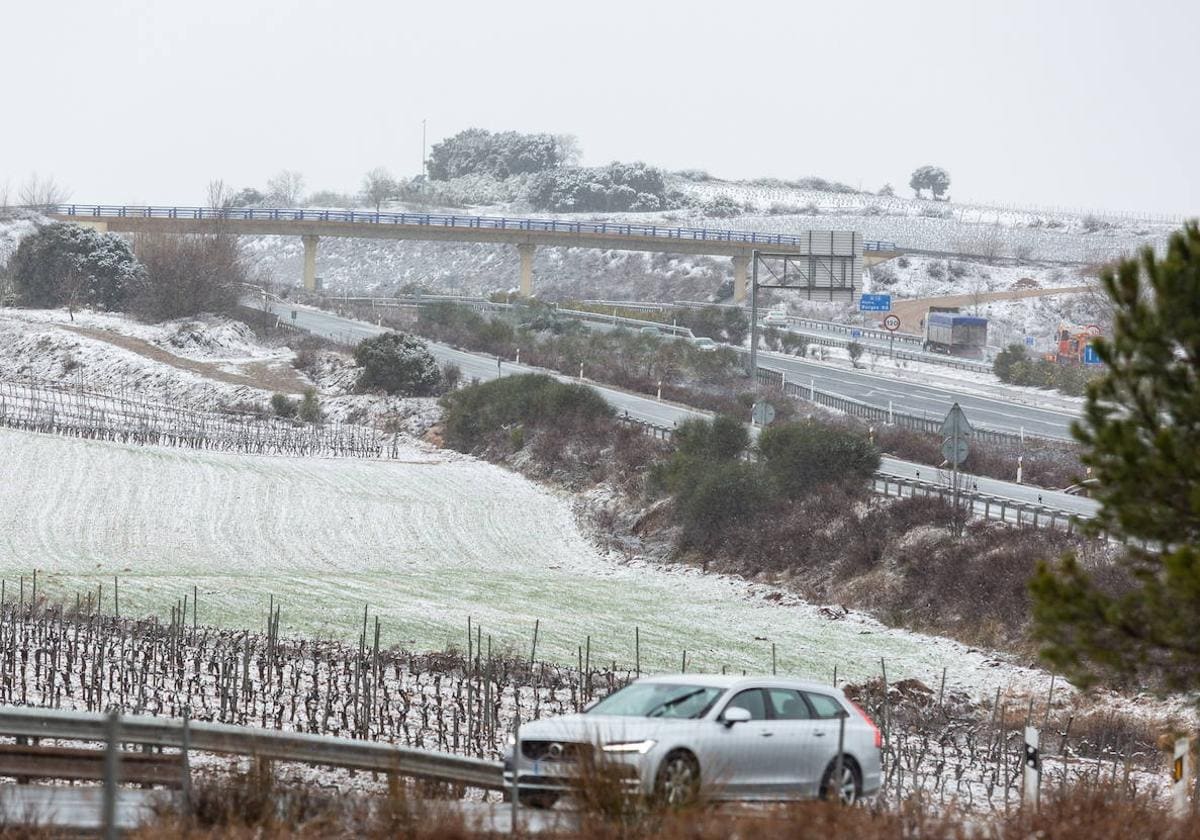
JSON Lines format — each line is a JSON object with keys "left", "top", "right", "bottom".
{"left": 504, "top": 674, "right": 882, "bottom": 808}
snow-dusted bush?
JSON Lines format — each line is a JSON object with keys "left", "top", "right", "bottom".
{"left": 526, "top": 162, "right": 672, "bottom": 213}
{"left": 353, "top": 331, "right": 441, "bottom": 396}
{"left": 427, "top": 128, "right": 568, "bottom": 181}
{"left": 10, "top": 222, "right": 144, "bottom": 313}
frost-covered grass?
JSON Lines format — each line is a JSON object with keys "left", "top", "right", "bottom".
{"left": 0, "top": 427, "right": 1060, "bottom": 701}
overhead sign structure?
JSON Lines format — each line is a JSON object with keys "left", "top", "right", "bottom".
{"left": 883, "top": 315, "right": 901, "bottom": 332}
{"left": 859, "top": 294, "right": 892, "bottom": 312}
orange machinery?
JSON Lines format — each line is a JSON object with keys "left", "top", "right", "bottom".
{"left": 1044, "top": 322, "right": 1102, "bottom": 365}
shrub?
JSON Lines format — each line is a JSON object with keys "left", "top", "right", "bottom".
{"left": 10, "top": 222, "right": 143, "bottom": 313}
{"left": 353, "top": 332, "right": 441, "bottom": 396}
{"left": 440, "top": 373, "right": 613, "bottom": 453}
{"left": 526, "top": 162, "right": 671, "bottom": 212}
{"left": 758, "top": 421, "right": 880, "bottom": 501}
{"left": 675, "top": 460, "right": 769, "bottom": 552}
{"left": 270, "top": 393, "right": 297, "bottom": 418}
{"left": 426, "top": 128, "right": 569, "bottom": 180}
{"left": 297, "top": 389, "right": 322, "bottom": 423}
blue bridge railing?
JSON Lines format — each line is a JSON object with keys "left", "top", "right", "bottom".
{"left": 50, "top": 205, "right": 897, "bottom": 253}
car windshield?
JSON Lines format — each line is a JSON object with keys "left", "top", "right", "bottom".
{"left": 586, "top": 683, "right": 724, "bottom": 719}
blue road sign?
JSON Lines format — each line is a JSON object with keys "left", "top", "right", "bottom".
{"left": 851, "top": 329, "right": 862, "bottom": 339}
{"left": 1024, "top": 336, "right": 1036, "bottom": 347}
{"left": 1083, "top": 344, "right": 1102, "bottom": 365}
{"left": 859, "top": 294, "right": 892, "bottom": 312}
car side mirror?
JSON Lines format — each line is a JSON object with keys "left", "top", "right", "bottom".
{"left": 722, "top": 707, "right": 752, "bottom": 728}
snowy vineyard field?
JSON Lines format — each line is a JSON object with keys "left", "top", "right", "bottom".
{"left": 0, "top": 602, "right": 1176, "bottom": 811}
{"left": 0, "top": 426, "right": 1057, "bottom": 700}
{"left": 0, "top": 377, "right": 388, "bottom": 458}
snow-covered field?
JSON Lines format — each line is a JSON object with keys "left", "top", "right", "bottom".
{"left": 0, "top": 426, "right": 1059, "bottom": 702}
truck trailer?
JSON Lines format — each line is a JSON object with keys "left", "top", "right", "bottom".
{"left": 923, "top": 311, "right": 988, "bottom": 358}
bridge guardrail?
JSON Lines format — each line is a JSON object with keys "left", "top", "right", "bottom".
{"left": 48, "top": 204, "right": 892, "bottom": 253}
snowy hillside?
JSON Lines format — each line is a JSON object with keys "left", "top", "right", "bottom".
{"left": 236, "top": 174, "right": 1174, "bottom": 301}
{"left": 0, "top": 425, "right": 1061, "bottom": 699}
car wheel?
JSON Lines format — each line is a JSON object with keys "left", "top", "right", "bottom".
{"left": 655, "top": 750, "right": 700, "bottom": 807}
{"left": 819, "top": 759, "right": 861, "bottom": 805}
{"left": 516, "top": 791, "right": 560, "bottom": 809}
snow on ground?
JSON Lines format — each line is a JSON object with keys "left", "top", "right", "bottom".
{"left": 0, "top": 307, "right": 438, "bottom": 432}
{"left": 9, "top": 308, "right": 290, "bottom": 363}
{"left": 0, "top": 426, "right": 1060, "bottom": 704}
{"left": 0, "top": 310, "right": 261, "bottom": 407}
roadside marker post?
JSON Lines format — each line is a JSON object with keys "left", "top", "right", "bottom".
{"left": 1173, "top": 737, "right": 1191, "bottom": 819}
{"left": 1023, "top": 726, "right": 1041, "bottom": 810}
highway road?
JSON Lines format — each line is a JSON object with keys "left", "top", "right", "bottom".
{"left": 752, "top": 350, "right": 1077, "bottom": 441}
{"left": 270, "top": 302, "right": 1098, "bottom": 518}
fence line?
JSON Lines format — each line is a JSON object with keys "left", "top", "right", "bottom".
{"left": 0, "top": 376, "right": 394, "bottom": 459}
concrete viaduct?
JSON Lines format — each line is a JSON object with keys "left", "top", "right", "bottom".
{"left": 48, "top": 205, "right": 896, "bottom": 302}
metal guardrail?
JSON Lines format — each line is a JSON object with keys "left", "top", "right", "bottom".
{"left": 754, "top": 366, "right": 1051, "bottom": 447}
{"left": 49, "top": 204, "right": 894, "bottom": 252}
{"left": 872, "top": 475, "right": 1081, "bottom": 532}
{"left": 0, "top": 705, "right": 506, "bottom": 791}
{"left": 787, "top": 316, "right": 925, "bottom": 347}
{"left": 616, "top": 415, "right": 1085, "bottom": 528}
{"left": 773, "top": 329, "right": 993, "bottom": 373}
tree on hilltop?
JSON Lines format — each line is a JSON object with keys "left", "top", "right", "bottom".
{"left": 909, "top": 166, "right": 951, "bottom": 200}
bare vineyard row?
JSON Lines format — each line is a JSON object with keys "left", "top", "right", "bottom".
{"left": 0, "top": 376, "right": 394, "bottom": 458}
{"left": 0, "top": 589, "right": 1178, "bottom": 809}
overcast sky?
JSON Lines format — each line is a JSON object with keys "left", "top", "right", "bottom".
{"left": 3, "top": 0, "right": 1196, "bottom": 216}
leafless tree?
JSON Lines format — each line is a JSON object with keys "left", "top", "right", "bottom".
{"left": 0, "top": 181, "right": 10, "bottom": 212}
{"left": 60, "top": 263, "right": 88, "bottom": 322}
{"left": 265, "top": 170, "right": 305, "bottom": 206}
{"left": 132, "top": 233, "right": 244, "bottom": 321}
{"left": 206, "top": 179, "right": 233, "bottom": 211}
{"left": 555, "top": 134, "right": 583, "bottom": 166}
{"left": 360, "top": 167, "right": 398, "bottom": 211}
{"left": 17, "top": 175, "right": 71, "bottom": 211}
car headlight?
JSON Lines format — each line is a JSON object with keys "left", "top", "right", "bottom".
{"left": 601, "top": 740, "right": 657, "bottom": 755}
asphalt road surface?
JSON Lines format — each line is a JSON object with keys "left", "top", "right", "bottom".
{"left": 268, "top": 302, "right": 1098, "bottom": 518}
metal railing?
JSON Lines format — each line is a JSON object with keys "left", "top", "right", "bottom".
{"left": 49, "top": 204, "right": 893, "bottom": 252}
{"left": 0, "top": 705, "right": 506, "bottom": 790}
{"left": 872, "top": 475, "right": 1081, "bottom": 532}
{"left": 616, "top": 415, "right": 1085, "bottom": 529}
{"left": 754, "top": 366, "right": 1056, "bottom": 446}
{"left": 769, "top": 330, "right": 993, "bottom": 373}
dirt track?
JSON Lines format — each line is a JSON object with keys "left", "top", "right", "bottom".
{"left": 59, "top": 324, "right": 309, "bottom": 394}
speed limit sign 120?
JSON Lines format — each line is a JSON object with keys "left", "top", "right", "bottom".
{"left": 883, "top": 314, "right": 901, "bottom": 331}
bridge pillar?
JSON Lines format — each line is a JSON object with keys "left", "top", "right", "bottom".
{"left": 517, "top": 243, "right": 536, "bottom": 297}
{"left": 732, "top": 254, "right": 750, "bottom": 304}
{"left": 302, "top": 235, "right": 319, "bottom": 291}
